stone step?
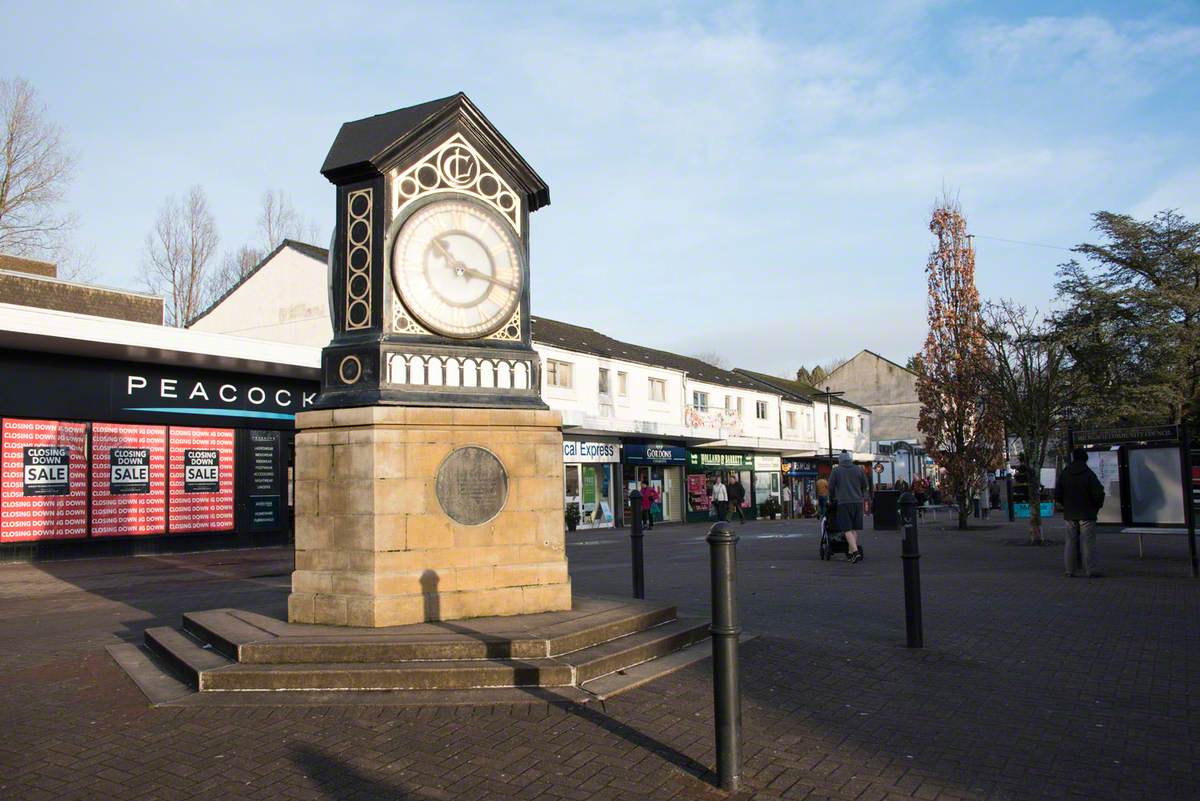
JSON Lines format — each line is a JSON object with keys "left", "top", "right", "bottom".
{"left": 199, "top": 658, "right": 576, "bottom": 692}
{"left": 565, "top": 618, "right": 710, "bottom": 684}
{"left": 143, "top": 626, "right": 234, "bottom": 690}
{"left": 192, "top": 618, "right": 708, "bottom": 692}
{"left": 181, "top": 600, "right": 677, "bottom": 664}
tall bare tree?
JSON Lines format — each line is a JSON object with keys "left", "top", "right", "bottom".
{"left": 257, "top": 188, "right": 319, "bottom": 253}
{"left": 208, "top": 189, "right": 321, "bottom": 297}
{"left": 981, "top": 300, "right": 1072, "bottom": 544}
{"left": 141, "top": 186, "right": 219, "bottom": 326}
{"left": 0, "top": 77, "right": 75, "bottom": 260}
{"left": 916, "top": 200, "right": 1003, "bottom": 529}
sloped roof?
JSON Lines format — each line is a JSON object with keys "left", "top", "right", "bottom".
{"left": 187, "top": 240, "right": 328, "bottom": 327}
{"left": 530, "top": 316, "right": 765, "bottom": 392}
{"left": 320, "top": 93, "right": 550, "bottom": 210}
{"left": 734, "top": 368, "right": 871, "bottom": 413}
{"left": 321, "top": 95, "right": 460, "bottom": 175}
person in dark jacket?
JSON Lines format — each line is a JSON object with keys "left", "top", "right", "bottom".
{"left": 728, "top": 476, "right": 747, "bottom": 524}
{"left": 1054, "top": 447, "right": 1106, "bottom": 577}
{"left": 829, "top": 450, "right": 868, "bottom": 562}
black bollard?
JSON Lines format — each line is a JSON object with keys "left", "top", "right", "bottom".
{"left": 706, "top": 521, "right": 742, "bottom": 792}
{"left": 898, "top": 491, "right": 924, "bottom": 648}
{"left": 629, "top": 489, "right": 645, "bottom": 599}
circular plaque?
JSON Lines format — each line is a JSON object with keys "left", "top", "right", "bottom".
{"left": 435, "top": 446, "right": 509, "bottom": 526}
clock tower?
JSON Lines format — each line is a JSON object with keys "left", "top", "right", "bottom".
{"left": 317, "top": 92, "right": 548, "bottom": 410}
{"left": 289, "top": 95, "right": 571, "bottom": 628}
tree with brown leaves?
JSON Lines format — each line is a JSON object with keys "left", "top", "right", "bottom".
{"left": 916, "top": 201, "right": 1003, "bottom": 529}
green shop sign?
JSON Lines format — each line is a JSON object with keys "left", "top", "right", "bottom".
{"left": 688, "top": 451, "right": 754, "bottom": 469}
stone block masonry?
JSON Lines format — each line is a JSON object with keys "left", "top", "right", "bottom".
{"left": 288, "top": 406, "right": 571, "bottom": 627}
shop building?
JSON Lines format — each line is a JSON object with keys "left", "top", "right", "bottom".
{"left": 562, "top": 437, "right": 621, "bottom": 529}
{"left": 621, "top": 443, "right": 689, "bottom": 525}
{"left": 0, "top": 301, "right": 319, "bottom": 560}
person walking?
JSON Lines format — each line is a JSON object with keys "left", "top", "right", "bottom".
{"left": 728, "top": 475, "right": 747, "bottom": 524}
{"left": 1055, "top": 448, "right": 1106, "bottom": 578}
{"left": 782, "top": 483, "right": 792, "bottom": 518}
{"left": 816, "top": 474, "right": 830, "bottom": 519}
{"left": 711, "top": 475, "right": 729, "bottom": 522}
{"left": 639, "top": 479, "right": 659, "bottom": 530}
{"left": 829, "top": 450, "right": 868, "bottom": 563}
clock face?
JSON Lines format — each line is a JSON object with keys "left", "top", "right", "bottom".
{"left": 390, "top": 198, "right": 523, "bottom": 339}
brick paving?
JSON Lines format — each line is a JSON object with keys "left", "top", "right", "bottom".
{"left": 0, "top": 516, "right": 1197, "bottom": 800}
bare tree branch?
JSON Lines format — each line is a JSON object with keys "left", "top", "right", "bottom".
{"left": 0, "top": 77, "right": 76, "bottom": 260}
{"left": 140, "top": 186, "right": 219, "bottom": 326}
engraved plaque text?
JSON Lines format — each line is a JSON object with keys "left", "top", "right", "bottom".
{"left": 435, "top": 446, "right": 508, "bottom": 525}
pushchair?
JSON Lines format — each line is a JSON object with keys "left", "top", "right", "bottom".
{"left": 819, "top": 501, "right": 864, "bottom": 561}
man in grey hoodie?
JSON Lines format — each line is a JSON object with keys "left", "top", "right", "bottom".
{"left": 829, "top": 450, "right": 868, "bottom": 562}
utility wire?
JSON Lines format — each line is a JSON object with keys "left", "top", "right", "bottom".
{"left": 972, "top": 233, "right": 1074, "bottom": 252}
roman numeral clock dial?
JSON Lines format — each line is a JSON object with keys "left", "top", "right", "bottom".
{"left": 390, "top": 199, "right": 523, "bottom": 339}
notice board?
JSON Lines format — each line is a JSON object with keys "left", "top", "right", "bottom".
{"left": 0, "top": 418, "right": 89, "bottom": 541}
{"left": 90, "top": 423, "right": 167, "bottom": 537}
{"left": 168, "top": 426, "right": 235, "bottom": 533}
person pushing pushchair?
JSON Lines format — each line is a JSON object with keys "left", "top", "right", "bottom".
{"left": 827, "top": 450, "right": 866, "bottom": 563}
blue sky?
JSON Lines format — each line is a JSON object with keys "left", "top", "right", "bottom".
{"left": 3, "top": 0, "right": 1198, "bottom": 375}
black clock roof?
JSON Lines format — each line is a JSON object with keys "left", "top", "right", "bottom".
{"left": 321, "top": 92, "right": 550, "bottom": 211}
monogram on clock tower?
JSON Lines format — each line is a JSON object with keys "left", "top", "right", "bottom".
{"left": 318, "top": 92, "right": 549, "bottom": 409}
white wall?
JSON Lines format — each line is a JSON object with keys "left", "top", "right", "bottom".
{"left": 534, "top": 343, "right": 685, "bottom": 433}
{"left": 683, "top": 378, "right": 782, "bottom": 441}
{"left": 189, "top": 246, "right": 332, "bottom": 347}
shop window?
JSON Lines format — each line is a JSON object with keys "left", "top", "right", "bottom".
{"left": 693, "top": 391, "right": 709, "bottom": 411}
{"left": 598, "top": 367, "right": 610, "bottom": 396}
{"left": 617, "top": 372, "right": 628, "bottom": 397}
{"left": 756, "top": 400, "right": 768, "bottom": 420}
{"left": 786, "top": 411, "right": 797, "bottom": 429}
{"left": 547, "top": 359, "right": 573, "bottom": 389}
{"left": 649, "top": 377, "right": 666, "bottom": 402}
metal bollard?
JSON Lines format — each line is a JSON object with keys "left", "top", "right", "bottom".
{"left": 629, "top": 489, "right": 645, "bottom": 599}
{"left": 898, "top": 492, "right": 924, "bottom": 648}
{"left": 706, "top": 521, "right": 742, "bottom": 792}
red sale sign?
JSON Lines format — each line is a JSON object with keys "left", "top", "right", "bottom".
{"left": 168, "top": 427, "right": 235, "bottom": 533}
{"left": 0, "top": 418, "right": 89, "bottom": 541}
{"left": 91, "top": 423, "right": 167, "bottom": 538}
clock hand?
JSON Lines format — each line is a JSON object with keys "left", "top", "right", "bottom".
{"left": 431, "top": 237, "right": 467, "bottom": 275}
{"left": 458, "top": 264, "right": 518, "bottom": 292}
{"left": 432, "top": 237, "right": 517, "bottom": 291}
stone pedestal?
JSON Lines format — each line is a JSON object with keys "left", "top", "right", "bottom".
{"left": 288, "top": 406, "right": 571, "bottom": 627}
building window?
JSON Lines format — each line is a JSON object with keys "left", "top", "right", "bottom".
{"left": 724, "top": 396, "right": 733, "bottom": 411}
{"left": 547, "top": 359, "right": 573, "bottom": 389}
{"left": 846, "top": 416, "right": 854, "bottom": 432}
{"left": 736, "top": 397, "right": 744, "bottom": 415}
{"left": 756, "top": 400, "right": 768, "bottom": 420}
{"left": 617, "top": 371, "right": 628, "bottom": 397}
{"left": 833, "top": 415, "right": 839, "bottom": 429}
{"left": 649, "top": 378, "right": 666, "bottom": 402}
{"left": 693, "top": 391, "right": 709, "bottom": 411}
{"left": 860, "top": 417, "right": 867, "bottom": 435}
{"left": 786, "top": 411, "right": 797, "bottom": 429}
{"left": 598, "top": 368, "right": 610, "bottom": 396}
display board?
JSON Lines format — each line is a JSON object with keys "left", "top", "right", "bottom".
{"left": 0, "top": 418, "right": 89, "bottom": 541}
{"left": 247, "top": 429, "right": 283, "bottom": 531}
{"left": 1129, "top": 447, "right": 1185, "bottom": 525}
{"left": 90, "top": 423, "right": 167, "bottom": 537}
{"left": 168, "top": 426, "right": 235, "bottom": 533}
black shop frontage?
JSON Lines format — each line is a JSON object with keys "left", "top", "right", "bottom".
{"left": 0, "top": 348, "right": 320, "bottom": 561}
